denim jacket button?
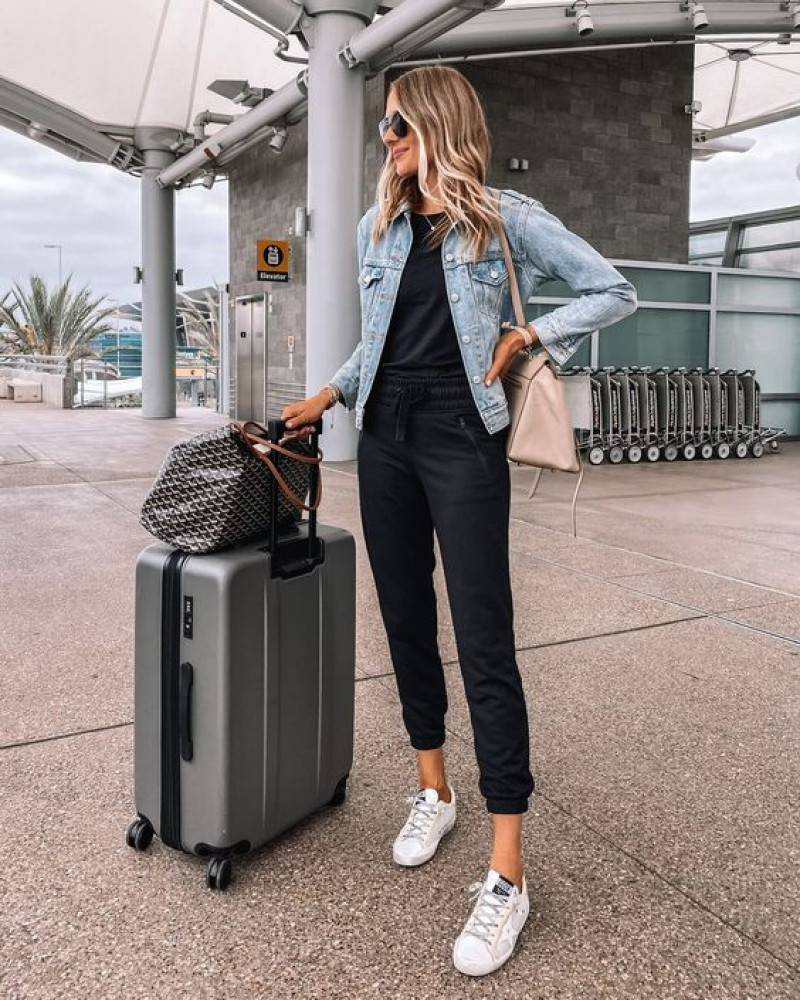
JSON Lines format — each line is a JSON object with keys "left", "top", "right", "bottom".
{"left": 445, "top": 253, "right": 454, "bottom": 262}
{"left": 490, "top": 269, "right": 498, "bottom": 279}
{"left": 450, "top": 293, "right": 459, "bottom": 303}
{"left": 462, "top": 335, "right": 470, "bottom": 343}
{"left": 472, "top": 375, "right": 481, "bottom": 384}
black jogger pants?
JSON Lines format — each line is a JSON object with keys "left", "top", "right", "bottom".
{"left": 356, "top": 372, "right": 535, "bottom": 814}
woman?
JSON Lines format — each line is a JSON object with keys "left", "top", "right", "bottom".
{"left": 282, "top": 66, "right": 637, "bottom": 976}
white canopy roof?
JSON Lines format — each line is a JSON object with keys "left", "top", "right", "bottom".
{"left": 0, "top": 0, "right": 798, "bottom": 170}
{"left": 694, "top": 36, "right": 800, "bottom": 137}
{"left": 0, "top": 0, "right": 303, "bottom": 136}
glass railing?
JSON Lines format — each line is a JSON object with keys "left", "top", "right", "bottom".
{"left": 71, "top": 356, "right": 220, "bottom": 411}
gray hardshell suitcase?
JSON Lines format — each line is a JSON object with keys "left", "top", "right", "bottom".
{"left": 126, "top": 420, "right": 355, "bottom": 890}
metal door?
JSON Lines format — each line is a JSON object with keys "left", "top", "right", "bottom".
{"left": 233, "top": 294, "right": 267, "bottom": 422}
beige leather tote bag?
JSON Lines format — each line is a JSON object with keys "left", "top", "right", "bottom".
{"left": 497, "top": 226, "right": 584, "bottom": 535}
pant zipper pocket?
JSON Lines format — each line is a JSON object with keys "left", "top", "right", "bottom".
{"left": 457, "top": 415, "right": 491, "bottom": 477}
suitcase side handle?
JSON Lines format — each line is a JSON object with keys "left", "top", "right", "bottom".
{"left": 180, "top": 662, "right": 194, "bottom": 762}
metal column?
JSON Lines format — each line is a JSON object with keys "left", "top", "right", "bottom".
{"left": 305, "top": 10, "right": 367, "bottom": 461}
{"left": 217, "top": 283, "right": 232, "bottom": 415}
{"left": 141, "top": 146, "right": 177, "bottom": 418}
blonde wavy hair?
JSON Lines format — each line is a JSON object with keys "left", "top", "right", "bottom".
{"left": 372, "top": 66, "right": 501, "bottom": 259}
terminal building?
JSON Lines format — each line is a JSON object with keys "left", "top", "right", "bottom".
{"left": 1, "top": 1, "right": 799, "bottom": 451}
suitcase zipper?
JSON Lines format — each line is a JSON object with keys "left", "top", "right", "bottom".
{"left": 161, "top": 549, "right": 189, "bottom": 850}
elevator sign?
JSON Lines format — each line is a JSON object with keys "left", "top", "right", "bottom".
{"left": 257, "top": 240, "right": 290, "bottom": 282}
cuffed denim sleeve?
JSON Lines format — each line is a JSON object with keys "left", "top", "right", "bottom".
{"left": 328, "top": 342, "right": 362, "bottom": 410}
{"left": 327, "top": 208, "right": 375, "bottom": 409}
{"left": 520, "top": 200, "right": 637, "bottom": 367}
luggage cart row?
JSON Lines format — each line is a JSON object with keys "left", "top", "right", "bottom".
{"left": 562, "top": 366, "right": 786, "bottom": 466}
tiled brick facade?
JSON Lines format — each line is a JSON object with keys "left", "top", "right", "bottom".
{"left": 448, "top": 46, "right": 693, "bottom": 262}
{"left": 228, "top": 46, "right": 693, "bottom": 405}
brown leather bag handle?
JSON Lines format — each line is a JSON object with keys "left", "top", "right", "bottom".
{"left": 239, "top": 420, "right": 322, "bottom": 465}
{"left": 233, "top": 420, "right": 323, "bottom": 514}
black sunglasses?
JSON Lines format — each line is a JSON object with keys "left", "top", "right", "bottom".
{"left": 378, "top": 110, "right": 409, "bottom": 141}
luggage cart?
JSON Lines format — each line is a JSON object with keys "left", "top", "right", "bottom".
{"left": 569, "top": 368, "right": 605, "bottom": 464}
{"left": 600, "top": 367, "right": 625, "bottom": 465}
{"left": 721, "top": 369, "right": 748, "bottom": 458}
{"left": 614, "top": 368, "right": 643, "bottom": 463}
{"left": 653, "top": 368, "right": 680, "bottom": 461}
{"left": 575, "top": 365, "right": 785, "bottom": 466}
{"left": 738, "top": 369, "right": 787, "bottom": 456}
{"left": 670, "top": 367, "right": 696, "bottom": 460}
{"left": 687, "top": 369, "right": 714, "bottom": 458}
{"left": 584, "top": 369, "right": 621, "bottom": 464}
{"left": 703, "top": 368, "right": 730, "bottom": 459}
{"left": 629, "top": 368, "right": 661, "bottom": 462}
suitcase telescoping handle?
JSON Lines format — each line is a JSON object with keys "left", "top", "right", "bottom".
{"left": 266, "top": 418, "right": 322, "bottom": 565}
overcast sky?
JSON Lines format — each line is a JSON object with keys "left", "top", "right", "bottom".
{"left": 0, "top": 128, "right": 229, "bottom": 311}
{"left": 0, "top": 115, "right": 798, "bottom": 309}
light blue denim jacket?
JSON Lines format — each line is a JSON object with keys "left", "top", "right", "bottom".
{"left": 330, "top": 187, "right": 638, "bottom": 434}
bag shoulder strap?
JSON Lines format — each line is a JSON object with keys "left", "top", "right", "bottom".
{"left": 496, "top": 224, "right": 526, "bottom": 330}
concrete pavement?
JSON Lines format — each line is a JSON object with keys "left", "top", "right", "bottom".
{"left": 1, "top": 401, "right": 798, "bottom": 999}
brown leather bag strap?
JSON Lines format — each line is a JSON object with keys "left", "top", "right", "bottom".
{"left": 496, "top": 225, "right": 527, "bottom": 330}
{"left": 233, "top": 421, "right": 323, "bottom": 513}
{"left": 238, "top": 420, "right": 322, "bottom": 465}
{"left": 252, "top": 445, "right": 323, "bottom": 513}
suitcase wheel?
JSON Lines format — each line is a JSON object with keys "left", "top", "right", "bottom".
{"left": 328, "top": 775, "right": 348, "bottom": 808}
{"left": 126, "top": 818, "right": 154, "bottom": 852}
{"left": 206, "top": 856, "right": 232, "bottom": 892}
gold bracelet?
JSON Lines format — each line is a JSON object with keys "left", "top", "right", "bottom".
{"left": 505, "top": 322, "right": 534, "bottom": 350}
{"left": 322, "top": 383, "right": 340, "bottom": 409}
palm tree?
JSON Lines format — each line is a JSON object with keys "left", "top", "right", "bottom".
{"left": 0, "top": 274, "right": 115, "bottom": 360}
{"left": 176, "top": 288, "right": 220, "bottom": 360}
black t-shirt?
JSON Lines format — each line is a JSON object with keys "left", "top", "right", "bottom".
{"left": 377, "top": 212, "right": 466, "bottom": 380}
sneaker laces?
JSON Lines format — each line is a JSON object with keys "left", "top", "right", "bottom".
{"left": 463, "top": 880, "right": 510, "bottom": 943}
{"left": 400, "top": 792, "right": 438, "bottom": 842}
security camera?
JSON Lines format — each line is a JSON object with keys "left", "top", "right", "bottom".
{"left": 26, "top": 121, "right": 47, "bottom": 140}
{"left": 576, "top": 7, "right": 594, "bottom": 35}
{"left": 683, "top": 1, "right": 709, "bottom": 31}
{"left": 693, "top": 4, "right": 709, "bottom": 31}
{"left": 568, "top": 1, "right": 594, "bottom": 36}
{"left": 269, "top": 128, "right": 288, "bottom": 153}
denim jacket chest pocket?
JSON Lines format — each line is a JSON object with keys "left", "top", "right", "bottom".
{"left": 359, "top": 263, "right": 386, "bottom": 328}
{"left": 468, "top": 257, "right": 508, "bottom": 320}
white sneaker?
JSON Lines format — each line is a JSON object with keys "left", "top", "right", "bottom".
{"left": 452, "top": 869, "right": 530, "bottom": 976}
{"left": 392, "top": 786, "right": 456, "bottom": 867}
